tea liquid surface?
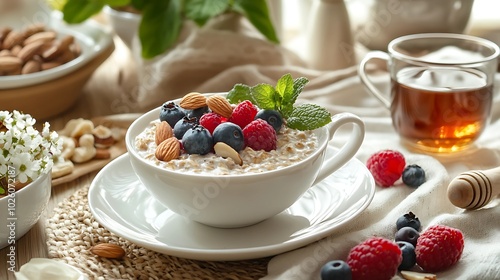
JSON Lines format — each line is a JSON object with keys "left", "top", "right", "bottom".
{"left": 391, "top": 67, "right": 493, "bottom": 152}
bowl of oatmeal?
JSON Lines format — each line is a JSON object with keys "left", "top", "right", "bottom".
{"left": 125, "top": 93, "right": 365, "bottom": 228}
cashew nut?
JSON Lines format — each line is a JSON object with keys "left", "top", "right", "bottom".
{"left": 71, "top": 134, "right": 97, "bottom": 163}
{"left": 60, "top": 135, "right": 76, "bottom": 160}
{"left": 59, "top": 118, "right": 84, "bottom": 136}
{"left": 51, "top": 160, "right": 74, "bottom": 178}
{"left": 70, "top": 120, "right": 94, "bottom": 139}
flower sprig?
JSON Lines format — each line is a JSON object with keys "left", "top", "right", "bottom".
{"left": 0, "top": 111, "right": 62, "bottom": 195}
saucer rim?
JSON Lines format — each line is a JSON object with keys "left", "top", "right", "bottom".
{"left": 88, "top": 150, "right": 375, "bottom": 261}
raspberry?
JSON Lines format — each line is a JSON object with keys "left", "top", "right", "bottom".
{"left": 366, "top": 150, "right": 406, "bottom": 187}
{"left": 243, "top": 119, "right": 277, "bottom": 151}
{"left": 229, "top": 100, "right": 258, "bottom": 129}
{"left": 347, "top": 237, "right": 402, "bottom": 280}
{"left": 199, "top": 113, "right": 225, "bottom": 134}
{"left": 416, "top": 225, "right": 464, "bottom": 272}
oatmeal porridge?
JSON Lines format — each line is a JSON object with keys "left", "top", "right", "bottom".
{"left": 135, "top": 120, "right": 318, "bottom": 175}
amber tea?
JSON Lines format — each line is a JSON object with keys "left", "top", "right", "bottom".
{"left": 391, "top": 68, "right": 493, "bottom": 152}
{"left": 359, "top": 33, "right": 499, "bottom": 153}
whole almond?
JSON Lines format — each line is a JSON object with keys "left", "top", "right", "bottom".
{"left": 0, "top": 27, "right": 12, "bottom": 43}
{"left": 0, "top": 50, "right": 13, "bottom": 57}
{"left": 0, "top": 56, "right": 22, "bottom": 71}
{"left": 179, "top": 92, "right": 207, "bottom": 110}
{"left": 206, "top": 95, "right": 233, "bottom": 118}
{"left": 17, "top": 41, "right": 44, "bottom": 62}
{"left": 90, "top": 243, "right": 126, "bottom": 259}
{"left": 23, "top": 23, "right": 45, "bottom": 38}
{"left": 3, "top": 31, "right": 24, "bottom": 49}
{"left": 41, "top": 61, "right": 62, "bottom": 70}
{"left": 21, "top": 60, "right": 41, "bottom": 74}
{"left": 155, "top": 137, "right": 180, "bottom": 162}
{"left": 155, "top": 121, "right": 173, "bottom": 145}
{"left": 23, "top": 31, "right": 56, "bottom": 46}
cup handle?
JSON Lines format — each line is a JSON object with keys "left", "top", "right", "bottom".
{"left": 313, "top": 112, "right": 365, "bottom": 185}
{"left": 358, "top": 51, "right": 391, "bottom": 108}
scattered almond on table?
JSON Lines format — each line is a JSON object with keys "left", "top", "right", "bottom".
{"left": 0, "top": 23, "right": 81, "bottom": 76}
{"left": 90, "top": 243, "right": 126, "bottom": 259}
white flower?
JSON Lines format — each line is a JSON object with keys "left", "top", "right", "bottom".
{"left": 0, "top": 110, "right": 61, "bottom": 190}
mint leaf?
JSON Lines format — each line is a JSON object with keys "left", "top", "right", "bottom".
{"left": 286, "top": 104, "right": 332, "bottom": 131}
{"left": 227, "top": 84, "right": 255, "bottom": 104}
{"left": 232, "top": 0, "right": 280, "bottom": 43}
{"left": 185, "top": 0, "right": 230, "bottom": 26}
{"left": 106, "top": 0, "right": 130, "bottom": 7}
{"left": 62, "top": 0, "right": 105, "bottom": 23}
{"left": 251, "top": 83, "right": 278, "bottom": 110}
{"left": 139, "top": 0, "right": 182, "bottom": 59}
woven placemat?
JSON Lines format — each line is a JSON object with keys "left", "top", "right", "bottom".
{"left": 46, "top": 185, "right": 271, "bottom": 280}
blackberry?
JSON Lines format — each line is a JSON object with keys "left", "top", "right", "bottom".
{"left": 255, "top": 109, "right": 283, "bottom": 132}
{"left": 173, "top": 116, "right": 197, "bottom": 140}
{"left": 320, "top": 260, "right": 352, "bottom": 280}
{"left": 395, "top": 226, "right": 420, "bottom": 246}
{"left": 402, "top": 164, "right": 426, "bottom": 188}
{"left": 182, "top": 125, "right": 213, "bottom": 155}
{"left": 397, "top": 241, "right": 417, "bottom": 271}
{"left": 396, "top": 212, "right": 421, "bottom": 231}
{"left": 159, "top": 102, "right": 185, "bottom": 128}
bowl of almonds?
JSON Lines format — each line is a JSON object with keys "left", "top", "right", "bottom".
{"left": 0, "top": 14, "right": 114, "bottom": 119}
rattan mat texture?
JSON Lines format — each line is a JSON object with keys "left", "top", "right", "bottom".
{"left": 46, "top": 185, "right": 270, "bottom": 280}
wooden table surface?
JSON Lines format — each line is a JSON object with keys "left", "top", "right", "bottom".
{"left": 0, "top": 35, "right": 139, "bottom": 279}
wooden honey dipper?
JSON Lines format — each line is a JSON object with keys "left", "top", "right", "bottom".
{"left": 447, "top": 166, "right": 500, "bottom": 210}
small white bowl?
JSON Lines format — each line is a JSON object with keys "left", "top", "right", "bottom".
{"left": 125, "top": 94, "right": 365, "bottom": 228}
{"left": 0, "top": 172, "right": 51, "bottom": 249}
{"left": 103, "top": 5, "right": 141, "bottom": 48}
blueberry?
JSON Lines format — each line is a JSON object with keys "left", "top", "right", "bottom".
{"left": 182, "top": 125, "right": 213, "bottom": 155}
{"left": 184, "top": 106, "right": 210, "bottom": 121}
{"left": 174, "top": 116, "right": 197, "bottom": 140}
{"left": 255, "top": 109, "right": 283, "bottom": 132}
{"left": 397, "top": 241, "right": 417, "bottom": 271}
{"left": 159, "top": 102, "right": 186, "bottom": 128}
{"left": 212, "top": 122, "right": 245, "bottom": 152}
{"left": 396, "top": 212, "right": 421, "bottom": 231}
{"left": 402, "top": 164, "right": 426, "bottom": 188}
{"left": 395, "top": 226, "right": 420, "bottom": 246}
{"left": 320, "top": 260, "right": 352, "bottom": 280}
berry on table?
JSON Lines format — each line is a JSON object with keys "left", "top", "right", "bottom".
{"left": 243, "top": 119, "right": 277, "bottom": 152}
{"left": 416, "top": 225, "right": 464, "bottom": 272}
{"left": 181, "top": 125, "right": 213, "bottom": 155}
{"left": 397, "top": 241, "right": 417, "bottom": 271}
{"left": 229, "top": 100, "right": 259, "bottom": 129}
{"left": 395, "top": 226, "right": 420, "bottom": 246}
{"left": 199, "top": 112, "right": 225, "bottom": 134}
{"left": 366, "top": 149, "right": 406, "bottom": 187}
{"left": 320, "top": 260, "right": 352, "bottom": 280}
{"left": 402, "top": 164, "right": 426, "bottom": 188}
{"left": 213, "top": 122, "right": 245, "bottom": 152}
{"left": 396, "top": 212, "right": 421, "bottom": 231}
{"left": 159, "top": 101, "right": 186, "bottom": 128}
{"left": 173, "top": 116, "right": 197, "bottom": 140}
{"left": 346, "top": 237, "right": 402, "bottom": 280}
{"left": 255, "top": 109, "right": 283, "bottom": 132}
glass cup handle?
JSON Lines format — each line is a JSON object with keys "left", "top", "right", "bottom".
{"left": 358, "top": 51, "right": 391, "bottom": 108}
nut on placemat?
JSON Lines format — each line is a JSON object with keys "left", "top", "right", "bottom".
{"left": 45, "top": 185, "right": 270, "bottom": 279}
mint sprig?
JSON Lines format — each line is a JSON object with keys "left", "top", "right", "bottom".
{"left": 227, "top": 73, "right": 332, "bottom": 131}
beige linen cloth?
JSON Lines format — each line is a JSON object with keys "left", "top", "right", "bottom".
{"left": 89, "top": 16, "right": 500, "bottom": 280}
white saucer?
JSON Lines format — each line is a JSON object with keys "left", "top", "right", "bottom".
{"left": 88, "top": 147, "right": 375, "bottom": 261}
